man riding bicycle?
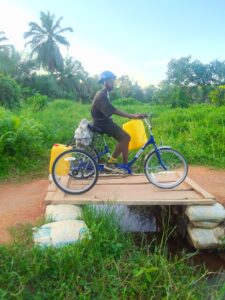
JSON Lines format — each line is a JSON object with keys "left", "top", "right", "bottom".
{"left": 91, "top": 71, "right": 147, "bottom": 172}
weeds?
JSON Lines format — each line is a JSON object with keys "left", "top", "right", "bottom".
{"left": 0, "top": 100, "right": 225, "bottom": 180}
{"left": 0, "top": 206, "right": 224, "bottom": 299}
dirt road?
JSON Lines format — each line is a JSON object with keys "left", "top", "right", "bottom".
{"left": 0, "top": 166, "right": 224, "bottom": 244}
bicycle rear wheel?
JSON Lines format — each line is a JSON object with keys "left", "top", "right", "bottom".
{"left": 52, "top": 149, "right": 98, "bottom": 194}
{"left": 144, "top": 148, "right": 188, "bottom": 188}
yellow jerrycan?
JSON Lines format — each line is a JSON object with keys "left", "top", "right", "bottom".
{"left": 122, "top": 119, "right": 147, "bottom": 150}
{"left": 49, "top": 144, "right": 72, "bottom": 175}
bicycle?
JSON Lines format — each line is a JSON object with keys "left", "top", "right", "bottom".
{"left": 52, "top": 116, "right": 188, "bottom": 194}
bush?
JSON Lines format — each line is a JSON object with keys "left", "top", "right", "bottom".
{"left": 26, "top": 93, "right": 49, "bottom": 111}
{"left": 113, "top": 97, "right": 142, "bottom": 106}
{"left": 0, "top": 73, "right": 21, "bottom": 109}
{"left": 25, "top": 75, "right": 65, "bottom": 99}
{"left": 0, "top": 106, "right": 46, "bottom": 178}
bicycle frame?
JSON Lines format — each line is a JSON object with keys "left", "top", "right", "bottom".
{"left": 94, "top": 118, "right": 169, "bottom": 174}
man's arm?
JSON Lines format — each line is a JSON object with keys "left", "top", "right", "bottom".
{"left": 114, "top": 109, "right": 147, "bottom": 119}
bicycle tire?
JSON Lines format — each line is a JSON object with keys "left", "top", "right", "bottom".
{"left": 144, "top": 148, "right": 188, "bottom": 189}
{"left": 52, "top": 148, "right": 98, "bottom": 195}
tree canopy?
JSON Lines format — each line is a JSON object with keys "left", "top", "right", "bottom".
{"left": 24, "top": 11, "right": 73, "bottom": 73}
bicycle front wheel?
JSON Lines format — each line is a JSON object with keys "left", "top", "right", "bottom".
{"left": 144, "top": 148, "right": 188, "bottom": 188}
{"left": 52, "top": 149, "right": 98, "bottom": 194}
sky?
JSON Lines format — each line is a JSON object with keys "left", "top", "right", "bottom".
{"left": 1, "top": 0, "right": 225, "bottom": 86}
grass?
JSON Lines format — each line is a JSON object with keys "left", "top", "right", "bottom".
{"left": 0, "top": 99, "right": 225, "bottom": 180}
{"left": 0, "top": 206, "right": 224, "bottom": 299}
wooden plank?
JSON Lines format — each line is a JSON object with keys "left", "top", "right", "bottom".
{"left": 52, "top": 176, "right": 69, "bottom": 201}
{"left": 97, "top": 176, "right": 191, "bottom": 190}
{"left": 50, "top": 198, "right": 215, "bottom": 206}
{"left": 64, "top": 187, "right": 202, "bottom": 201}
{"left": 44, "top": 191, "right": 55, "bottom": 204}
{"left": 47, "top": 181, "right": 57, "bottom": 192}
{"left": 44, "top": 174, "right": 217, "bottom": 206}
{"left": 184, "top": 176, "right": 216, "bottom": 199}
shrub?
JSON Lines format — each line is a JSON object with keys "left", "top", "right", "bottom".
{"left": 26, "top": 93, "right": 49, "bottom": 111}
{"left": 113, "top": 97, "right": 142, "bottom": 106}
{"left": 0, "top": 106, "right": 46, "bottom": 178}
{"left": 26, "top": 74, "right": 65, "bottom": 99}
{"left": 0, "top": 73, "right": 21, "bottom": 109}
{"left": 208, "top": 85, "right": 225, "bottom": 106}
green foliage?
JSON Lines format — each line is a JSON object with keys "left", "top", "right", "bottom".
{"left": 26, "top": 93, "right": 49, "bottom": 111}
{"left": 0, "top": 73, "right": 21, "bottom": 109}
{"left": 0, "top": 100, "right": 224, "bottom": 180}
{"left": 0, "top": 206, "right": 224, "bottom": 299}
{"left": 208, "top": 85, "right": 225, "bottom": 106}
{"left": 0, "top": 47, "right": 20, "bottom": 76}
{"left": 113, "top": 97, "right": 143, "bottom": 106}
{"left": 0, "top": 106, "right": 46, "bottom": 178}
{"left": 26, "top": 74, "right": 65, "bottom": 98}
{"left": 167, "top": 56, "right": 225, "bottom": 86}
{"left": 153, "top": 104, "right": 225, "bottom": 168}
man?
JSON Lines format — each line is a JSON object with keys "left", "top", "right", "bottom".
{"left": 91, "top": 71, "right": 147, "bottom": 171}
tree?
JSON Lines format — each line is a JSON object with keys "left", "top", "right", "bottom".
{"left": 143, "top": 85, "right": 157, "bottom": 102}
{"left": 167, "top": 56, "right": 193, "bottom": 86}
{"left": 24, "top": 11, "right": 73, "bottom": 73}
{"left": 0, "top": 73, "right": 21, "bottom": 108}
{"left": 0, "top": 47, "right": 20, "bottom": 76}
{"left": 209, "top": 60, "right": 225, "bottom": 85}
{"left": 208, "top": 85, "right": 225, "bottom": 106}
{"left": 0, "top": 31, "right": 8, "bottom": 48}
{"left": 0, "top": 31, "right": 12, "bottom": 51}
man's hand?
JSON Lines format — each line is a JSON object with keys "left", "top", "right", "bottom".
{"left": 133, "top": 113, "right": 148, "bottom": 119}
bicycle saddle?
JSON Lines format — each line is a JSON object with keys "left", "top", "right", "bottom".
{"left": 88, "top": 123, "right": 104, "bottom": 134}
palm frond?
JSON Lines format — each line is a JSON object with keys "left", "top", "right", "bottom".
{"left": 40, "top": 11, "right": 55, "bottom": 32}
{"left": 52, "top": 16, "right": 63, "bottom": 32}
{"left": 56, "top": 27, "right": 73, "bottom": 34}
{"left": 53, "top": 34, "right": 70, "bottom": 47}
{"left": 27, "top": 22, "right": 46, "bottom": 34}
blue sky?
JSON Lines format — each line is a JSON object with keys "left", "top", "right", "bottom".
{"left": 1, "top": 0, "right": 225, "bottom": 86}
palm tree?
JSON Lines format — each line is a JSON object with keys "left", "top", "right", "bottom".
{"left": 24, "top": 11, "right": 73, "bottom": 73}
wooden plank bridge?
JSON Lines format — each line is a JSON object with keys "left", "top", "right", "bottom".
{"left": 45, "top": 174, "right": 216, "bottom": 206}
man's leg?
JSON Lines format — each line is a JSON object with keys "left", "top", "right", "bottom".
{"left": 112, "top": 134, "right": 130, "bottom": 163}
{"left": 97, "top": 122, "right": 131, "bottom": 168}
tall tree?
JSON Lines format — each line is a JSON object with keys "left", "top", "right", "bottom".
{"left": 0, "top": 31, "right": 11, "bottom": 51}
{"left": 24, "top": 11, "right": 73, "bottom": 73}
{"left": 0, "top": 31, "right": 7, "bottom": 43}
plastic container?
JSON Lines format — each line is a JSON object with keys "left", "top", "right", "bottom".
{"left": 49, "top": 144, "right": 72, "bottom": 175}
{"left": 122, "top": 120, "right": 147, "bottom": 150}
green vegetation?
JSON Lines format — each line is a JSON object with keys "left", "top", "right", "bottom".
{"left": 0, "top": 99, "right": 224, "bottom": 180}
{"left": 0, "top": 73, "right": 21, "bottom": 109}
{"left": 0, "top": 206, "right": 224, "bottom": 299}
